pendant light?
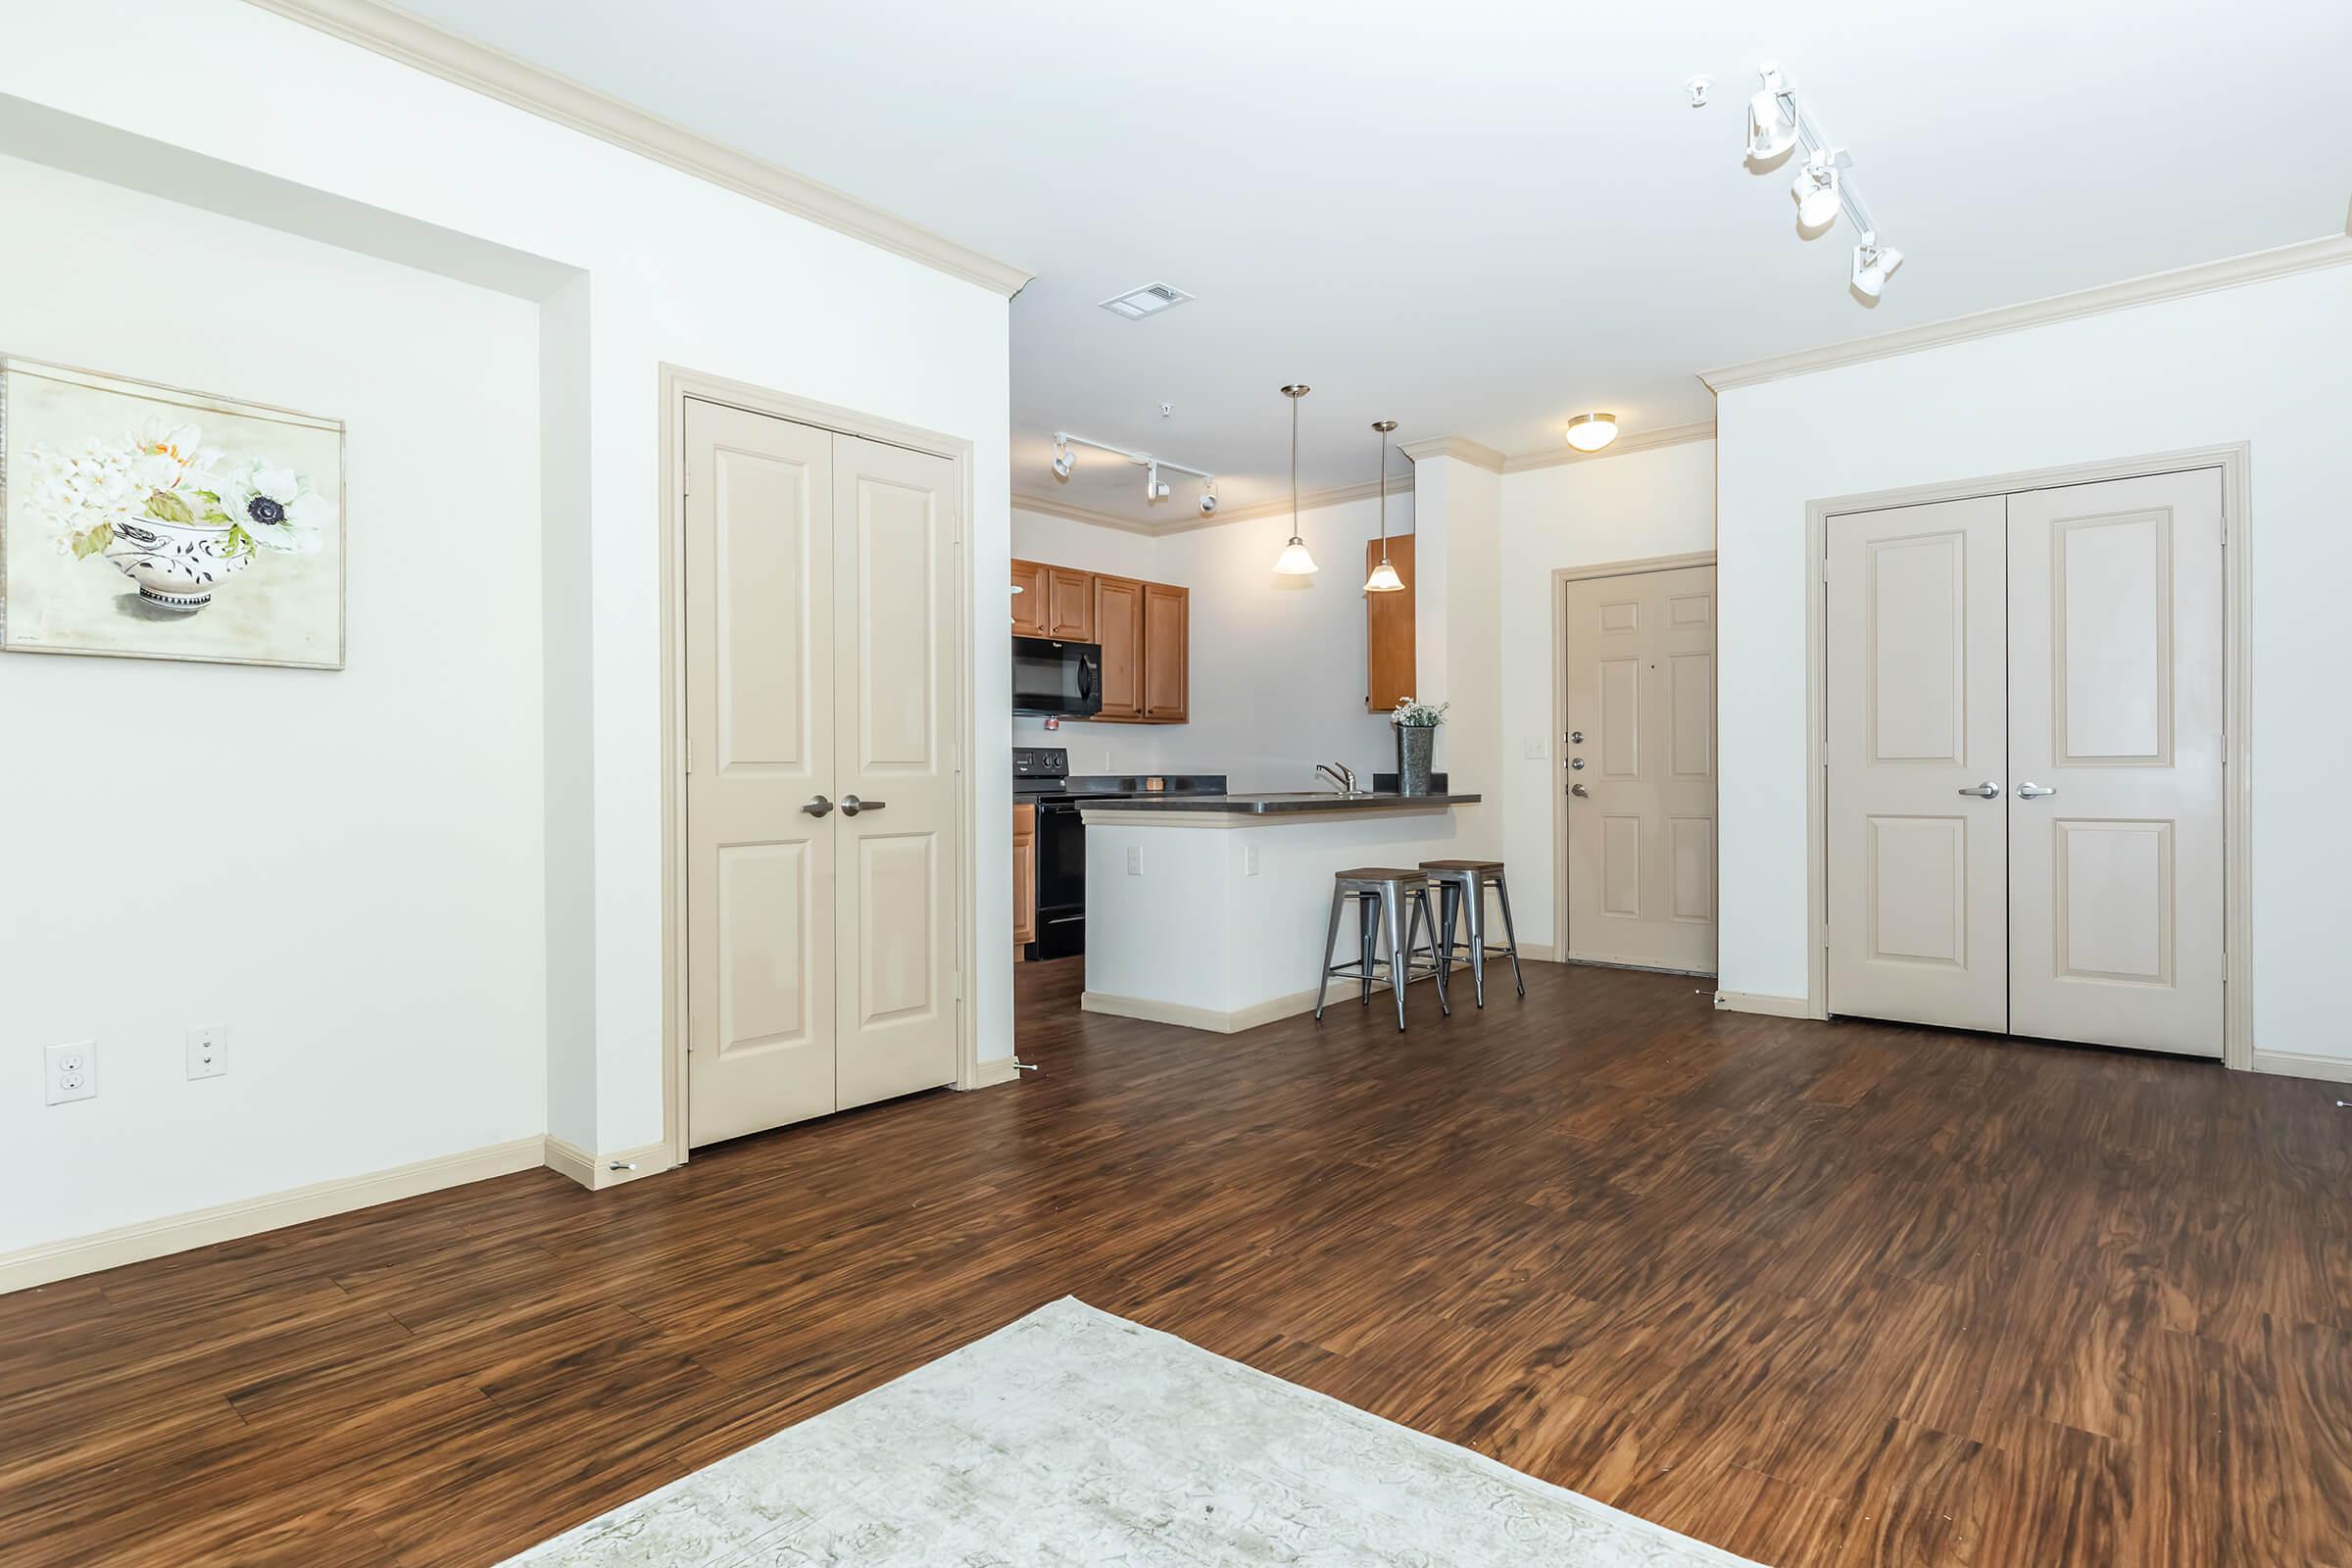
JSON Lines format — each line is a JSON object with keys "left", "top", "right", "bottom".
{"left": 1272, "top": 384, "right": 1318, "bottom": 575}
{"left": 1363, "top": 420, "right": 1403, "bottom": 594}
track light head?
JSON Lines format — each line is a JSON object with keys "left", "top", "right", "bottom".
{"left": 1792, "top": 150, "right": 1841, "bottom": 231}
{"left": 1746, "top": 64, "right": 1797, "bottom": 161}
{"left": 1198, "top": 481, "right": 1218, "bottom": 515}
{"left": 1145, "top": 461, "right": 1170, "bottom": 502}
{"left": 1051, "top": 436, "right": 1073, "bottom": 479}
{"left": 1851, "top": 231, "right": 1904, "bottom": 298}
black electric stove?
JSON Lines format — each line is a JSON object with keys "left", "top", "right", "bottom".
{"left": 1014, "top": 748, "right": 1227, "bottom": 958}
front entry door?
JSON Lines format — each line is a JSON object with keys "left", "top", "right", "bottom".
{"left": 1564, "top": 564, "right": 1718, "bottom": 972}
{"left": 1825, "top": 496, "right": 2011, "bottom": 1032}
{"left": 2006, "top": 470, "right": 2225, "bottom": 1056}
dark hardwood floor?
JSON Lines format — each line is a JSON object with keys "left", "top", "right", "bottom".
{"left": 4, "top": 957, "right": 2348, "bottom": 1565}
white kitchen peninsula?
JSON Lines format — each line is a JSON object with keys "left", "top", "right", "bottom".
{"left": 1078, "top": 793, "right": 1487, "bottom": 1031}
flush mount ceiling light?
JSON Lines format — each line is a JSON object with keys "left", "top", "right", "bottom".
{"left": 1363, "top": 420, "right": 1404, "bottom": 594}
{"left": 1851, "top": 231, "right": 1906, "bottom": 298}
{"left": 1052, "top": 430, "right": 1213, "bottom": 508}
{"left": 1272, "top": 384, "right": 1318, "bottom": 576}
{"left": 1721, "top": 61, "right": 1904, "bottom": 302}
{"left": 1564, "top": 413, "right": 1619, "bottom": 453}
{"left": 1098, "top": 281, "right": 1194, "bottom": 319}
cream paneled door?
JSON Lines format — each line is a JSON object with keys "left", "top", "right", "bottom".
{"left": 685, "top": 399, "right": 837, "bottom": 1146}
{"left": 1826, "top": 497, "right": 2010, "bottom": 1032}
{"left": 830, "top": 435, "right": 961, "bottom": 1109}
{"left": 2007, "top": 471, "right": 2225, "bottom": 1055}
{"left": 1564, "top": 564, "right": 1717, "bottom": 971}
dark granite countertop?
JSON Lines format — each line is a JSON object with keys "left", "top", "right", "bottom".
{"left": 1077, "top": 791, "right": 1481, "bottom": 815}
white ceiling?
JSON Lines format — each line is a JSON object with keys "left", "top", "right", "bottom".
{"left": 399, "top": 0, "right": 2351, "bottom": 522}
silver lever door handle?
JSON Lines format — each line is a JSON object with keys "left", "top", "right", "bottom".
{"left": 802, "top": 795, "right": 834, "bottom": 817}
{"left": 1570, "top": 783, "right": 1590, "bottom": 798}
{"left": 2016, "top": 782, "right": 2057, "bottom": 800}
{"left": 840, "top": 795, "right": 886, "bottom": 816}
{"left": 1957, "top": 782, "right": 2000, "bottom": 799}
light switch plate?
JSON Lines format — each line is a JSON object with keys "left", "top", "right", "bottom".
{"left": 1523, "top": 736, "right": 1548, "bottom": 759}
{"left": 45, "top": 1041, "right": 97, "bottom": 1104}
{"left": 1244, "top": 844, "right": 1260, "bottom": 876}
{"left": 187, "top": 1024, "right": 227, "bottom": 1080}
{"left": 1125, "top": 845, "right": 1142, "bottom": 876}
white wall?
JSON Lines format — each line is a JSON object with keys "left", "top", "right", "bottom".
{"left": 1716, "top": 265, "right": 2352, "bottom": 1060}
{"left": 1010, "top": 495, "right": 1409, "bottom": 789}
{"left": 2, "top": 0, "right": 1012, "bottom": 1252}
{"left": 1496, "top": 443, "right": 1717, "bottom": 952}
{"left": 0, "top": 156, "right": 546, "bottom": 1251}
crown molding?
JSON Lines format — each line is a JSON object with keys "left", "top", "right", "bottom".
{"left": 239, "top": 0, "right": 1032, "bottom": 297}
{"left": 1012, "top": 471, "right": 1409, "bottom": 537}
{"left": 1398, "top": 435, "right": 1506, "bottom": 472}
{"left": 1500, "top": 420, "right": 1716, "bottom": 473}
{"left": 1700, "top": 233, "right": 2352, "bottom": 393}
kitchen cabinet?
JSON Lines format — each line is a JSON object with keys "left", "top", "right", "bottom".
{"left": 1046, "top": 566, "right": 1095, "bottom": 641}
{"left": 1092, "top": 574, "right": 1147, "bottom": 720}
{"left": 1009, "top": 558, "right": 1048, "bottom": 636}
{"left": 1364, "top": 535, "right": 1415, "bottom": 711}
{"left": 1143, "top": 582, "right": 1189, "bottom": 722}
{"left": 1012, "top": 802, "right": 1037, "bottom": 952}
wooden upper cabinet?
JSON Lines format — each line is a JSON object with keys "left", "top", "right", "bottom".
{"left": 1009, "top": 558, "right": 1048, "bottom": 637}
{"left": 1143, "top": 582, "right": 1189, "bottom": 722}
{"left": 1364, "top": 535, "right": 1415, "bottom": 712}
{"left": 1046, "top": 566, "right": 1095, "bottom": 641}
{"left": 1092, "top": 575, "right": 1146, "bottom": 721}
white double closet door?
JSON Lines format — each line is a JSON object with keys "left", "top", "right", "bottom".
{"left": 1826, "top": 468, "right": 2225, "bottom": 1056}
{"left": 683, "top": 397, "right": 962, "bottom": 1148}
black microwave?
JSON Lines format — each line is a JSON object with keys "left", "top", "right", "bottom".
{"left": 1012, "top": 636, "right": 1102, "bottom": 717}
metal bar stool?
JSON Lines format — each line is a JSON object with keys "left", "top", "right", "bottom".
{"left": 1314, "top": 867, "right": 1450, "bottom": 1032}
{"left": 1422, "top": 859, "right": 1526, "bottom": 1007}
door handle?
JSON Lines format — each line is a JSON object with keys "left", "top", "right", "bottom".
{"left": 1570, "top": 782, "right": 1590, "bottom": 798}
{"left": 1956, "top": 782, "right": 2000, "bottom": 799}
{"left": 802, "top": 795, "right": 835, "bottom": 817}
{"left": 2016, "top": 782, "right": 2057, "bottom": 800}
{"left": 840, "top": 795, "right": 887, "bottom": 816}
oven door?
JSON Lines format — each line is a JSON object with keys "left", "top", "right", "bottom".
{"left": 1032, "top": 797, "right": 1092, "bottom": 956}
{"left": 1012, "top": 637, "right": 1102, "bottom": 717}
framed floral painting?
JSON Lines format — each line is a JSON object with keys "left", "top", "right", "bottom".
{"left": 0, "top": 356, "right": 344, "bottom": 668}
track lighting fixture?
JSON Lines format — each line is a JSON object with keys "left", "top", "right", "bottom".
{"left": 1563, "top": 413, "right": 1619, "bottom": 453}
{"left": 1792, "top": 149, "right": 1841, "bottom": 231}
{"left": 1851, "top": 231, "right": 1904, "bottom": 298}
{"left": 1745, "top": 65, "right": 1797, "bottom": 161}
{"left": 1272, "top": 384, "right": 1318, "bottom": 576}
{"left": 1198, "top": 480, "right": 1219, "bottom": 516}
{"left": 1051, "top": 431, "right": 1213, "bottom": 508}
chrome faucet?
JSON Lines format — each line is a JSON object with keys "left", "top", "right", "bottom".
{"left": 1315, "top": 762, "right": 1359, "bottom": 796}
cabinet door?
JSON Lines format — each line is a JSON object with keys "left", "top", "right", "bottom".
{"left": 1009, "top": 558, "right": 1048, "bottom": 636}
{"left": 1143, "top": 582, "right": 1189, "bottom": 722}
{"left": 1011, "top": 804, "right": 1037, "bottom": 950}
{"left": 1093, "top": 574, "right": 1146, "bottom": 721}
{"left": 1365, "top": 536, "right": 1415, "bottom": 711}
{"left": 1046, "top": 567, "right": 1095, "bottom": 640}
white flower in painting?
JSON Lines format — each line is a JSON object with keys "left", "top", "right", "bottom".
{"left": 127, "top": 418, "right": 221, "bottom": 499}
{"left": 224, "top": 459, "right": 334, "bottom": 554}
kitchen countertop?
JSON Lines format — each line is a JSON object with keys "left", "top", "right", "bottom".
{"left": 1079, "top": 791, "right": 1480, "bottom": 815}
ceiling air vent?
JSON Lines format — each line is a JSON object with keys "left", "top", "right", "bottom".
{"left": 1098, "top": 282, "right": 1194, "bottom": 319}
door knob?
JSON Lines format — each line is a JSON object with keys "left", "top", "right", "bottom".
{"left": 1570, "top": 782, "right": 1590, "bottom": 798}
{"left": 1956, "top": 782, "right": 2000, "bottom": 799}
{"left": 802, "top": 795, "right": 835, "bottom": 817}
{"left": 1570, "top": 730, "right": 1584, "bottom": 744}
{"left": 2016, "top": 782, "right": 2057, "bottom": 800}
{"left": 840, "top": 795, "right": 887, "bottom": 815}
{"left": 1569, "top": 758, "right": 1586, "bottom": 770}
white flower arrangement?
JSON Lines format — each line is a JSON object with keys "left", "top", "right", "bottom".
{"left": 28, "top": 416, "right": 332, "bottom": 565}
{"left": 1391, "top": 696, "right": 1450, "bottom": 728}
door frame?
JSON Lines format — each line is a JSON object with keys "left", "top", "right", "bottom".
{"left": 1800, "top": 443, "right": 2253, "bottom": 1070}
{"left": 658, "top": 364, "right": 979, "bottom": 1166}
{"left": 1550, "top": 550, "right": 1721, "bottom": 973}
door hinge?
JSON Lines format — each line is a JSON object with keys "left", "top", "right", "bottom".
{"left": 685, "top": 737, "right": 693, "bottom": 774}
{"left": 1821, "top": 557, "right": 1832, "bottom": 585}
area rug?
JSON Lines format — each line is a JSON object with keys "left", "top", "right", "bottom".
{"left": 501, "top": 1297, "right": 1762, "bottom": 1566}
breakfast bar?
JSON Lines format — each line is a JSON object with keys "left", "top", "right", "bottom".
{"left": 1077, "top": 792, "right": 1487, "bottom": 1032}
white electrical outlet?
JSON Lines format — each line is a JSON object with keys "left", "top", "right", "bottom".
{"left": 187, "top": 1024, "right": 228, "bottom": 1081}
{"left": 1244, "top": 844, "right": 1260, "bottom": 876}
{"left": 1125, "top": 845, "right": 1142, "bottom": 876}
{"left": 45, "top": 1041, "right": 97, "bottom": 1105}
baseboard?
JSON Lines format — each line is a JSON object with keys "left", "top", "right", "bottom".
{"left": 1713, "top": 990, "right": 1818, "bottom": 1019}
{"left": 2250, "top": 1049, "right": 2352, "bottom": 1086}
{"left": 958, "top": 1055, "right": 1024, "bottom": 1091}
{"left": 0, "top": 1135, "right": 547, "bottom": 1297}
{"left": 1085, "top": 987, "right": 1323, "bottom": 1034}
{"left": 544, "top": 1136, "right": 673, "bottom": 1192}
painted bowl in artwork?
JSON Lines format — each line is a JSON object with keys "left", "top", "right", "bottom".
{"left": 102, "top": 516, "right": 255, "bottom": 613}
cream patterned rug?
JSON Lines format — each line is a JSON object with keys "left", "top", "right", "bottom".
{"left": 502, "top": 1298, "right": 1762, "bottom": 1566}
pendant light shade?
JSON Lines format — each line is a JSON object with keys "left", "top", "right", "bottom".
{"left": 1272, "top": 384, "right": 1318, "bottom": 575}
{"left": 1363, "top": 418, "right": 1403, "bottom": 594}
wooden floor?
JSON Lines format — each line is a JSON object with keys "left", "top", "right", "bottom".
{"left": 5, "top": 958, "right": 2349, "bottom": 1566}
